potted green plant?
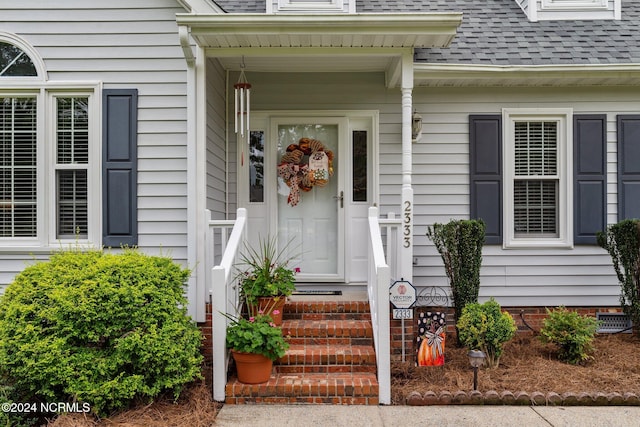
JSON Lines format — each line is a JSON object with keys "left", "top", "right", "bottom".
{"left": 225, "top": 309, "right": 289, "bottom": 384}
{"left": 238, "top": 236, "right": 297, "bottom": 325}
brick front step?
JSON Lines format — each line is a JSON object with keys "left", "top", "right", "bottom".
{"left": 225, "top": 372, "right": 379, "bottom": 405}
{"left": 226, "top": 298, "right": 379, "bottom": 405}
{"left": 277, "top": 344, "right": 377, "bottom": 373}
{"left": 281, "top": 319, "right": 373, "bottom": 346}
{"left": 284, "top": 300, "right": 371, "bottom": 320}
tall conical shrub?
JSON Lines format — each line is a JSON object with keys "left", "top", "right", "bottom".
{"left": 427, "top": 219, "right": 486, "bottom": 343}
{"left": 597, "top": 219, "right": 640, "bottom": 330}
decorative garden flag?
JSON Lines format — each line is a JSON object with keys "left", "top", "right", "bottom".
{"left": 416, "top": 311, "right": 446, "bottom": 366}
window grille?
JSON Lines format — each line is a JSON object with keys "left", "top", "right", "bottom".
{"left": 56, "top": 97, "right": 89, "bottom": 239}
{"left": 513, "top": 121, "right": 559, "bottom": 237}
{"left": 0, "top": 97, "right": 37, "bottom": 237}
{"left": 0, "top": 42, "right": 37, "bottom": 77}
{"left": 57, "top": 98, "right": 89, "bottom": 164}
{"left": 57, "top": 170, "right": 88, "bottom": 238}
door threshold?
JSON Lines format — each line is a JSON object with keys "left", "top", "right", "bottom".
{"left": 291, "top": 290, "right": 342, "bottom": 296}
{"left": 289, "top": 286, "right": 368, "bottom": 301}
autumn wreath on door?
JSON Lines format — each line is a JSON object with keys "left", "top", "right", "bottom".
{"left": 277, "top": 137, "right": 334, "bottom": 207}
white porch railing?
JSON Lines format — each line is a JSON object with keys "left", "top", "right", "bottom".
{"left": 367, "top": 206, "right": 402, "bottom": 405}
{"left": 207, "top": 206, "right": 400, "bottom": 404}
{"left": 206, "top": 208, "right": 248, "bottom": 402}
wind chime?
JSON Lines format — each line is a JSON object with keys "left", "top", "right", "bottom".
{"left": 234, "top": 60, "right": 251, "bottom": 166}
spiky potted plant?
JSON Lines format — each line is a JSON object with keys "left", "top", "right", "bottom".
{"left": 237, "top": 236, "right": 297, "bottom": 326}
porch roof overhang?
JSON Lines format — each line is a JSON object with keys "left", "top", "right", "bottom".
{"left": 176, "top": 13, "right": 462, "bottom": 49}
{"left": 176, "top": 13, "right": 463, "bottom": 87}
{"left": 414, "top": 63, "right": 640, "bottom": 87}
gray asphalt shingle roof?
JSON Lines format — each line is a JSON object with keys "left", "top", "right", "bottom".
{"left": 211, "top": 0, "right": 640, "bottom": 65}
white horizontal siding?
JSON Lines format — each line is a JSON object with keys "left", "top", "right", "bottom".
{"left": 413, "top": 85, "right": 639, "bottom": 307}
{"left": 139, "top": 183, "right": 187, "bottom": 197}
{"left": 138, "top": 208, "right": 187, "bottom": 222}
{"left": 0, "top": 0, "right": 189, "bottom": 290}
{"left": 138, "top": 171, "right": 186, "bottom": 184}
{"left": 0, "top": 255, "right": 51, "bottom": 294}
{"left": 206, "top": 57, "right": 228, "bottom": 219}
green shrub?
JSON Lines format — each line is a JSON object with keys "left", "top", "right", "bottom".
{"left": 0, "top": 383, "right": 38, "bottom": 427}
{"left": 426, "top": 219, "right": 486, "bottom": 338}
{"left": 456, "top": 298, "right": 517, "bottom": 368}
{"left": 597, "top": 219, "right": 640, "bottom": 329}
{"left": 539, "top": 307, "right": 600, "bottom": 365}
{"left": 0, "top": 249, "right": 203, "bottom": 417}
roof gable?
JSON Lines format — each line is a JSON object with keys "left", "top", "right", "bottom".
{"left": 202, "top": 0, "right": 640, "bottom": 66}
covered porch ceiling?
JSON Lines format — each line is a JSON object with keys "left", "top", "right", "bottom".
{"left": 176, "top": 13, "right": 463, "bottom": 87}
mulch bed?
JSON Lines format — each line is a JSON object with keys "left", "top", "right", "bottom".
{"left": 47, "top": 333, "right": 640, "bottom": 425}
{"left": 49, "top": 381, "right": 220, "bottom": 427}
{"left": 391, "top": 333, "right": 640, "bottom": 405}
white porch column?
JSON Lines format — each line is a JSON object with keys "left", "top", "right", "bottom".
{"left": 180, "top": 25, "right": 207, "bottom": 322}
{"left": 400, "top": 52, "right": 414, "bottom": 283}
{"left": 194, "top": 46, "right": 208, "bottom": 323}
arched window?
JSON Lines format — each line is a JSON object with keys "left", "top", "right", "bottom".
{"left": 0, "top": 41, "right": 37, "bottom": 76}
{"left": 0, "top": 33, "right": 99, "bottom": 248}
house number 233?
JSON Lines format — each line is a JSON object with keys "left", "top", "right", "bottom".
{"left": 403, "top": 201, "right": 412, "bottom": 248}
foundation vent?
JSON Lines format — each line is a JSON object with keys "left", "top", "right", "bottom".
{"left": 596, "top": 312, "right": 633, "bottom": 333}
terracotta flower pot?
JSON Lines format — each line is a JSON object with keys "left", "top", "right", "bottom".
{"left": 255, "top": 296, "right": 286, "bottom": 326}
{"left": 231, "top": 350, "right": 273, "bottom": 384}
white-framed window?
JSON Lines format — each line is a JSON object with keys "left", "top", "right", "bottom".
{"left": 521, "top": 0, "right": 619, "bottom": 21}
{"left": 53, "top": 94, "right": 91, "bottom": 240}
{"left": 279, "top": 0, "right": 342, "bottom": 9}
{"left": 503, "top": 108, "right": 573, "bottom": 248}
{"left": 1, "top": 35, "right": 99, "bottom": 249}
{"left": 268, "top": 0, "right": 354, "bottom": 13}
{"left": 0, "top": 96, "right": 38, "bottom": 241}
{"left": 541, "top": 0, "right": 607, "bottom": 9}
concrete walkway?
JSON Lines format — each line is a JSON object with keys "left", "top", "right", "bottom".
{"left": 215, "top": 405, "right": 640, "bottom": 426}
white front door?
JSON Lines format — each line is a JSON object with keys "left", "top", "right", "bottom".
{"left": 272, "top": 118, "right": 346, "bottom": 281}
{"left": 239, "top": 112, "right": 377, "bottom": 284}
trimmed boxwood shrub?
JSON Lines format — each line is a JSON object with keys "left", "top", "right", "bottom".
{"left": 0, "top": 249, "right": 203, "bottom": 417}
{"left": 456, "top": 298, "right": 517, "bottom": 368}
{"left": 426, "top": 219, "right": 486, "bottom": 344}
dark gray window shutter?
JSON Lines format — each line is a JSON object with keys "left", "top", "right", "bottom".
{"left": 617, "top": 115, "right": 640, "bottom": 220}
{"left": 470, "top": 115, "right": 502, "bottom": 244}
{"left": 102, "top": 89, "right": 138, "bottom": 247}
{"left": 573, "top": 115, "right": 607, "bottom": 244}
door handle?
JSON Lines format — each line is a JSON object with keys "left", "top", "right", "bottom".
{"left": 333, "top": 191, "right": 344, "bottom": 208}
